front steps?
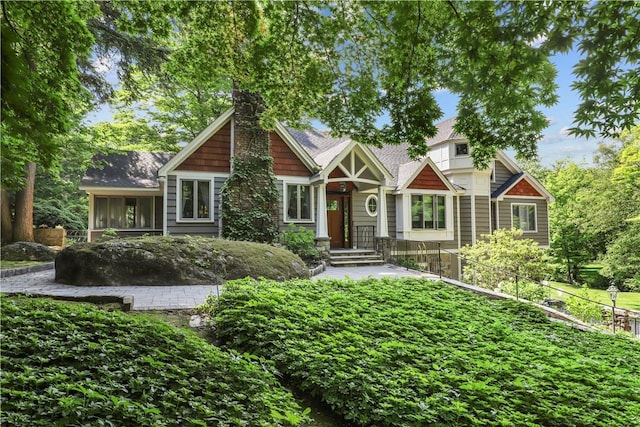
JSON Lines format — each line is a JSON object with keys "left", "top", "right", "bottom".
{"left": 329, "top": 249, "right": 385, "bottom": 267}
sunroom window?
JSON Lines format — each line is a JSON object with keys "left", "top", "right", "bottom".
{"left": 94, "top": 196, "right": 152, "bottom": 229}
{"left": 180, "top": 179, "right": 212, "bottom": 221}
{"left": 287, "top": 184, "right": 311, "bottom": 221}
{"left": 411, "top": 195, "right": 446, "bottom": 230}
{"left": 512, "top": 204, "right": 536, "bottom": 232}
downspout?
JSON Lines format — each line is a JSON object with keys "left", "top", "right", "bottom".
{"left": 457, "top": 194, "right": 461, "bottom": 279}
{"left": 161, "top": 177, "right": 168, "bottom": 236}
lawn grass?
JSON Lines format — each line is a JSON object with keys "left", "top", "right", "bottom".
{"left": 549, "top": 281, "right": 640, "bottom": 312}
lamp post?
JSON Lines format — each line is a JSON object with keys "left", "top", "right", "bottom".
{"left": 607, "top": 283, "right": 619, "bottom": 333}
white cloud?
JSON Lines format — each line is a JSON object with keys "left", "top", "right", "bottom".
{"left": 92, "top": 56, "right": 112, "bottom": 73}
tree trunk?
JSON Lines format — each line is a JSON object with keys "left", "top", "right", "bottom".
{"left": 1, "top": 188, "right": 13, "bottom": 243}
{"left": 13, "top": 162, "right": 36, "bottom": 242}
{"left": 220, "top": 86, "right": 279, "bottom": 242}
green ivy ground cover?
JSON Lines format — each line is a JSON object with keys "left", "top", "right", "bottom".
{"left": 0, "top": 296, "right": 308, "bottom": 427}
{"left": 211, "top": 277, "right": 640, "bottom": 427}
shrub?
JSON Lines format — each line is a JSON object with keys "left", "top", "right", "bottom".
{"left": 461, "top": 228, "right": 552, "bottom": 289}
{"left": 211, "top": 277, "right": 640, "bottom": 427}
{"left": 497, "top": 280, "right": 548, "bottom": 303}
{"left": 0, "top": 296, "right": 308, "bottom": 426}
{"left": 565, "top": 286, "right": 605, "bottom": 323}
{"left": 281, "top": 224, "right": 319, "bottom": 261}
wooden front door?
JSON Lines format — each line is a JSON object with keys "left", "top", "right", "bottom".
{"left": 327, "top": 195, "right": 350, "bottom": 248}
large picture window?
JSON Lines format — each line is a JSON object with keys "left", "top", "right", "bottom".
{"left": 94, "top": 196, "right": 153, "bottom": 229}
{"left": 179, "top": 179, "right": 212, "bottom": 221}
{"left": 287, "top": 184, "right": 311, "bottom": 221}
{"left": 512, "top": 203, "right": 536, "bottom": 232}
{"left": 411, "top": 195, "right": 446, "bottom": 230}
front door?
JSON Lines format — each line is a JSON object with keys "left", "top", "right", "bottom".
{"left": 327, "top": 195, "right": 350, "bottom": 248}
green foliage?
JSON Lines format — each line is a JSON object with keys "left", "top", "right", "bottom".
{"left": 0, "top": 296, "right": 308, "bottom": 426}
{"left": 600, "top": 223, "right": 640, "bottom": 292}
{"left": 497, "top": 280, "right": 548, "bottom": 303}
{"left": 212, "top": 277, "right": 640, "bottom": 426}
{"left": 281, "top": 224, "right": 319, "bottom": 261}
{"left": 98, "top": 228, "right": 119, "bottom": 242}
{"left": 461, "top": 228, "right": 552, "bottom": 290}
{"left": 565, "top": 286, "right": 605, "bottom": 324}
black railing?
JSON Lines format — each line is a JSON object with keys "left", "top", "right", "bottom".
{"left": 387, "top": 239, "right": 442, "bottom": 277}
{"left": 354, "top": 225, "right": 375, "bottom": 250}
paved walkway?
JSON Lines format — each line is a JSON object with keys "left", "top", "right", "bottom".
{"left": 1, "top": 264, "right": 436, "bottom": 310}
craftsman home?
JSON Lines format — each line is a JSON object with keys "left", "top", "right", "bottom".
{"left": 80, "top": 108, "right": 553, "bottom": 278}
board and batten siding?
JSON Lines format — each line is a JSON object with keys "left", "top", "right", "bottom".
{"left": 166, "top": 175, "right": 227, "bottom": 237}
{"left": 498, "top": 197, "right": 549, "bottom": 246}
{"left": 491, "top": 160, "right": 514, "bottom": 194}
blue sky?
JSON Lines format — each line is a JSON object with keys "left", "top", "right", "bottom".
{"left": 86, "top": 49, "right": 598, "bottom": 168}
{"left": 432, "top": 49, "right": 600, "bottom": 167}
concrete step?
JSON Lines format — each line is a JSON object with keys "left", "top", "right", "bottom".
{"left": 330, "top": 259, "right": 386, "bottom": 266}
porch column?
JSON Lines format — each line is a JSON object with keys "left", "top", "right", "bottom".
{"left": 316, "top": 183, "right": 328, "bottom": 239}
{"left": 376, "top": 186, "right": 389, "bottom": 238}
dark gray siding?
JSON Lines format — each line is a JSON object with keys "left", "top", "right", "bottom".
{"left": 492, "top": 160, "right": 514, "bottom": 194}
{"left": 459, "top": 196, "right": 472, "bottom": 246}
{"left": 440, "top": 196, "right": 460, "bottom": 251}
{"left": 498, "top": 198, "right": 549, "bottom": 246}
{"left": 352, "top": 192, "right": 376, "bottom": 229}
{"left": 386, "top": 193, "right": 396, "bottom": 237}
{"left": 475, "top": 195, "right": 491, "bottom": 241}
{"left": 166, "top": 175, "right": 226, "bottom": 237}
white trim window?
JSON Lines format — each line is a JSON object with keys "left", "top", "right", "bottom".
{"left": 411, "top": 194, "right": 446, "bottom": 230}
{"left": 512, "top": 203, "right": 537, "bottom": 232}
{"left": 178, "top": 178, "right": 213, "bottom": 221}
{"left": 286, "top": 184, "right": 312, "bottom": 222}
{"left": 94, "top": 196, "right": 153, "bottom": 229}
{"left": 455, "top": 143, "right": 469, "bottom": 156}
{"left": 365, "top": 194, "right": 378, "bottom": 217}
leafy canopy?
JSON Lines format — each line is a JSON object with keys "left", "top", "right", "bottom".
{"left": 113, "top": 1, "right": 638, "bottom": 167}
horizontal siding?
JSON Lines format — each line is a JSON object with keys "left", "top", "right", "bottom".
{"left": 352, "top": 192, "right": 376, "bottom": 229}
{"left": 440, "top": 198, "right": 459, "bottom": 251}
{"left": 176, "top": 123, "right": 231, "bottom": 173}
{"left": 491, "top": 160, "right": 513, "bottom": 194}
{"left": 459, "top": 196, "right": 472, "bottom": 246}
{"left": 386, "top": 194, "right": 396, "bottom": 237}
{"left": 166, "top": 175, "right": 226, "bottom": 237}
{"left": 498, "top": 198, "right": 549, "bottom": 246}
{"left": 475, "top": 195, "right": 491, "bottom": 241}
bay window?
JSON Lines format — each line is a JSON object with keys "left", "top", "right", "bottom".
{"left": 411, "top": 194, "right": 446, "bottom": 230}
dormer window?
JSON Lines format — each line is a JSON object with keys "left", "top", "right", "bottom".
{"left": 455, "top": 143, "right": 469, "bottom": 156}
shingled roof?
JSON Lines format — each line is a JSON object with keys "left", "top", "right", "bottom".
{"left": 80, "top": 151, "right": 173, "bottom": 189}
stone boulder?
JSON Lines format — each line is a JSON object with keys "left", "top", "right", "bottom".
{"left": 55, "top": 236, "right": 309, "bottom": 286}
{"left": 1, "top": 242, "right": 57, "bottom": 261}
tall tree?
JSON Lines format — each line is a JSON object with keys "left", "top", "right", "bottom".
{"left": 1, "top": 1, "right": 96, "bottom": 242}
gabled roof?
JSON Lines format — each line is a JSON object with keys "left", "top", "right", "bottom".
{"left": 80, "top": 151, "right": 173, "bottom": 189}
{"left": 320, "top": 139, "right": 394, "bottom": 185}
{"left": 286, "top": 127, "right": 352, "bottom": 163}
{"left": 158, "top": 108, "right": 235, "bottom": 177}
{"left": 395, "top": 157, "right": 458, "bottom": 193}
{"left": 492, "top": 172, "right": 555, "bottom": 201}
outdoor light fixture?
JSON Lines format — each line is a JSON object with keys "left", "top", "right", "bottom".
{"left": 339, "top": 181, "right": 346, "bottom": 192}
{"left": 607, "top": 283, "right": 619, "bottom": 333}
